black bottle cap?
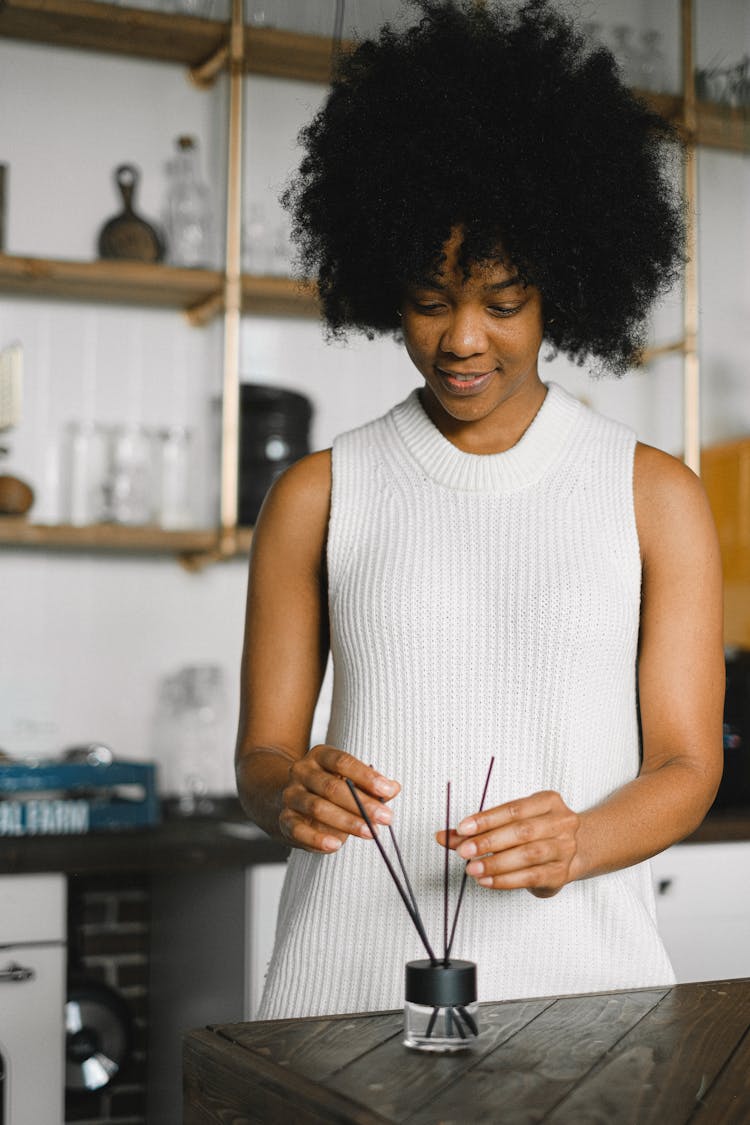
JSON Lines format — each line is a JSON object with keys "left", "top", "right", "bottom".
{"left": 405, "top": 960, "right": 477, "bottom": 1007}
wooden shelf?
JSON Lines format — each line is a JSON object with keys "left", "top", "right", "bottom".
{"left": 0, "top": 0, "right": 342, "bottom": 82}
{"left": 1, "top": 4, "right": 747, "bottom": 151}
{"left": 0, "top": 0, "right": 228, "bottom": 67}
{"left": 0, "top": 254, "right": 319, "bottom": 318}
{"left": 0, "top": 253, "right": 222, "bottom": 313}
{"left": 241, "top": 273, "right": 319, "bottom": 318}
{"left": 641, "top": 90, "right": 750, "bottom": 155}
{"left": 244, "top": 25, "right": 340, "bottom": 84}
{"left": 0, "top": 518, "right": 253, "bottom": 557}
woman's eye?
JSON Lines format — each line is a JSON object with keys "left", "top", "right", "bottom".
{"left": 414, "top": 302, "right": 445, "bottom": 314}
{"left": 489, "top": 305, "right": 522, "bottom": 318}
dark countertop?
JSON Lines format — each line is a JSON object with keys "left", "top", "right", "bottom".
{"left": 687, "top": 806, "right": 750, "bottom": 843}
{"left": 0, "top": 801, "right": 747, "bottom": 877}
{"left": 0, "top": 800, "right": 289, "bottom": 875}
{"left": 184, "top": 978, "right": 750, "bottom": 1124}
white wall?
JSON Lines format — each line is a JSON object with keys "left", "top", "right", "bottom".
{"left": 0, "top": 1, "right": 747, "bottom": 789}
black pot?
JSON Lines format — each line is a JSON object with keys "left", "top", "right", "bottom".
{"left": 238, "top": 384, "right": 313, "bottom": 525}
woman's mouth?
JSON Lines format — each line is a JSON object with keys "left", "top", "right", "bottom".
{"left": 436, "top": 367, "right": 496, "bottom": 395}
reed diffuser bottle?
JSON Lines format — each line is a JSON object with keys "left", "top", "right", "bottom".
{"left": 347, "top": 759, "right": 494, "bottom": 1054}
{"left": 404, "top": 959, "right": 479, "bottom": 1053}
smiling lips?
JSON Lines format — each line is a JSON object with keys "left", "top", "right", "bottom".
{"left": 437, "top": 367, "right": 496, "bottom": 395}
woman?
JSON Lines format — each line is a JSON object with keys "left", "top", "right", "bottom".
{"left": 236, "top": 0, "right": 724, "bottom": 1019}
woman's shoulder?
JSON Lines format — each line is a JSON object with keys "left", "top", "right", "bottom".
{"left": 634, "top": 441, "right": 704, "bottom": 502}
{"left": 633, "top": 442, "right": 719, "bottom": 565}
{"left": 252, "top": 450, "right": 332, "bottom": 561}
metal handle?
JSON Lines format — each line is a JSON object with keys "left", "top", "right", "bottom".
{"left": 0, "top": 962, "right": 35, "bottom": 983}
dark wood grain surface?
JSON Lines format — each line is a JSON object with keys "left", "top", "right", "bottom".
{"left": 183, "top": 979, "right": 750, "bottom": 1124}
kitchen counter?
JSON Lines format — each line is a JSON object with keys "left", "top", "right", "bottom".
{"left": 687, "top": 807, "right": 750, "bottom": 843}
{"left": 0, "top": 802, "right": 746, "bottom": 876}
{"left": 0, "top": 800, "right": 289, "bottom": 875}
{"left": 184, "top": 977, "right": 750, "bottom": 1124}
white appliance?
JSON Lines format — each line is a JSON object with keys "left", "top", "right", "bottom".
{"left": 0, "top": 873, "right": 66, "bottom": 1125}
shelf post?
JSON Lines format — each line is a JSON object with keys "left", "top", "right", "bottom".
{"left": 681, "top": 0, "right": 701, "bottom": 475}
{"left": 217, "top": 0, "right": 245, "bottom": 554}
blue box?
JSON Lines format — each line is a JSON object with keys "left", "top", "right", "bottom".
{"left": 0, "top": 760, "right": 160, "bottom": 836}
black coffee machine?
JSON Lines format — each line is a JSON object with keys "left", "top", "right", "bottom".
{"left": 238, "top": 384, "right": 313, "bottom": 526}
{"left": 713, "top": 649, "right": 750, "bottom": 810}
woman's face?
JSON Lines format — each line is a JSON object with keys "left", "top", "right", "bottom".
{"left": 400, "top": 230, "right": 546, "bottom": 446}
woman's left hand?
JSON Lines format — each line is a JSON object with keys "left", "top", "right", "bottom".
{"left": 436, "top": 790, "right": 580, "bottom": 899}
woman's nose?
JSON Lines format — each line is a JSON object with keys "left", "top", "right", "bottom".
{"left": 439, "top": 308, "right": 488, "bottom": 357}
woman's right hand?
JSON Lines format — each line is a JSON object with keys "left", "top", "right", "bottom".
{"left": 279, "top": 744, "right": 400, "bottom": 853}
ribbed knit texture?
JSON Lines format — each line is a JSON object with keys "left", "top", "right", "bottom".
{"left": 258, "top": 382, "right": 675, "bottom": 1020}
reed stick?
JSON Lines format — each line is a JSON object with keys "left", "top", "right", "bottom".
{"left": 445, "top": 756, "right": 495, "bottom": 961}
{"left": 345, "top": 779, "right": 438, "bottom": 964}
{"left": 443, "top": 780, "right": 451, "bottom": 965}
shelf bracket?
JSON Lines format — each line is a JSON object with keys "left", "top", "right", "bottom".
{"left": 184, "top": 290, "right": 224, "bottom": 327}
{"left": 635, "top": 338, "right": 688, "bottom": 366}
{"left": 189, "top": 42, "right": 230, "bottom": 90}
{"left": 178, "top": 527, "right": 242, "bottom": 573}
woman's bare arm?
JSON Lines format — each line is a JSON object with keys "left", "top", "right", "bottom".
{"left": 235, "top": 449, "right": 399, "bottom": 850}
{"left": 568, "top": 442, "right": 725, "bottom": 877}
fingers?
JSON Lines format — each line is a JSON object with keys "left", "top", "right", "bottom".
{"left": 280, "top": 745, "right": 400, "bottom": 854}
{"left": 439, "top": 791, "right": 579, "bottom": 897}
{"left": 278, "top": 809, "right": 347, "bottom": 854}
{"left": 308, "top": 746, "right": 400, "bottom": 800}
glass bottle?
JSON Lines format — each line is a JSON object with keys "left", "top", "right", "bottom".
{"left": 611, "top": 25, "right": 639, "bottom": 89}
{"left": 171, "top": 665, "right": 229, "bottom": 815}
{"left": 403, "top": 960, "right": 480, "bottom": 1053}
{"left": 155, "top": 426, "right": 194, "bottom": 529}
{"left": 163, "top": 135, "right": 214, "bottom": 268}
{"left": 242, "top": 202, "right": 272, "bottom": 274}
{"left": 639, "top": 31, "right": 665, "bottom": 94}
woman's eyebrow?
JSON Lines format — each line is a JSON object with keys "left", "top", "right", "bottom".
{"left": 485, "top": 276, "right": 523, "bottom": 291}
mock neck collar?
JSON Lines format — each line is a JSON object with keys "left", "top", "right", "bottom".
{"left": 390, "top": 382, "right": 582, "bottom": 492}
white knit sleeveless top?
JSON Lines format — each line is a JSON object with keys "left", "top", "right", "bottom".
{"left": 258, "top": 382, "right": 675, "bottom": 1020}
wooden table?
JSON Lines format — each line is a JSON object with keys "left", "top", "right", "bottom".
{"left": 184, "top": 978, "right": 750, "bottom": 1123}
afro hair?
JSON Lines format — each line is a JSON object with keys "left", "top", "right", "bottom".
{"left": 283, "top": 0, "right": 685, "bottom": 375}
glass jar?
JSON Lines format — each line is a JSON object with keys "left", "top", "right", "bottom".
{"left": 403, "top": 960, "right": 479, "bottom": 1053}
{"left": 155, "top": 426, "right": 193, "bottom": 529}
{"left": 153, "top": 665, "right": 230, "bottom": 815}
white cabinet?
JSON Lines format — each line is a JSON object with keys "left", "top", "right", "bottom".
{"left": 0, "top": 873, "right": 67, "bottom": 1125}
{"left": 651, "top": 841, "right": 750, "bottom": 983}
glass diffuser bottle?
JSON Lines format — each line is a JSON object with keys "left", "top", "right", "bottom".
{"left": 346, "top": 760, "right": 494, "bottom": 1054}
{"left": 404, "top": 959, "right": 479, "bottom": 1053}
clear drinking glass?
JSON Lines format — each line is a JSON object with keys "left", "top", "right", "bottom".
{"left": 61, "top": 421, "right": 108, "bottom": 526}
{"left": 100, "top": 425, "right": 154, "bottom": 526}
